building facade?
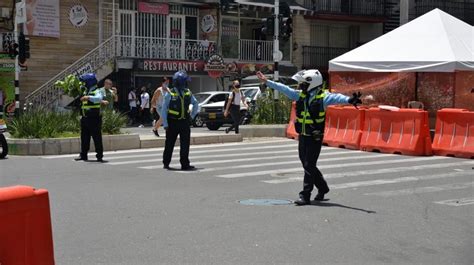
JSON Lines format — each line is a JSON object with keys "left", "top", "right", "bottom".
{"left": 0, "top": 0, "right": 471, "bottom": 110}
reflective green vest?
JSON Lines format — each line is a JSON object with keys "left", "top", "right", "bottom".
{"left": 168, "top": 88, "right": 191, "bottom": 120}
{"left": 81, "top": 87, "right": 101, "bottom": 116}
{"left": 295, "top": 90, "right": 326, "bottom": 136}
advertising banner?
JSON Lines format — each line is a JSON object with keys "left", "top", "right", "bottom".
{"left": 0, "top": 54, "right": 15, "bottom": 119}
{"left": 24, "top": 0, "right": 60, "bottom": 38}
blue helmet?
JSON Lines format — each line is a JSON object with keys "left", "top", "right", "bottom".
{"left": 79, "top": 73, "right": 98, "bottom": 89}
{"left": 172, "top": 70, "right": 190, "bottom": 90}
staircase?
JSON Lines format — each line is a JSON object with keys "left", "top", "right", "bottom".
{"left": 24, "top": 36, "right": 116, "bottom": 110}
{"left": 383, "top": 0, "right": 401, "bottom": 33}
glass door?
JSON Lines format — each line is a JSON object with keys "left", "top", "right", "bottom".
{"left": 167, "top": 15, "right": 186, "bottom": 60}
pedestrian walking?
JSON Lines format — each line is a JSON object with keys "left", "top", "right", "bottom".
{"left": 224, "top": 80, "right": 248, "bottom": 134}
{"left": 139, "top": 86, "right": 150, "bottom": 127}
{"left": 256, "top": 70, "right": 364, "bottom": 205}
{"left": 128, "top": 87, "right": 138, "bottom": 125}
{"left": 150, "top": 77, "right": 170, "bottom": 136}
{"left": 161, "top": 70, "right": 199, "bottom": 170}
{"left": 74, "top": 73, "right": 107, "bottom": 163}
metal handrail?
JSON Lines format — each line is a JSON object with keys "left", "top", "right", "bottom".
{"left": 24, "top": 36, "right": 116, "bottom": 109}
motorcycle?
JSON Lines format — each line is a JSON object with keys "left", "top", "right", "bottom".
{"left": 0, "top": 117, "right": 8, "bottom": 159}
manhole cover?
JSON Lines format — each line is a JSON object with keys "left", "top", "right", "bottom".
{"left": 238, "top": 199, "right": 293, "bottom": 206}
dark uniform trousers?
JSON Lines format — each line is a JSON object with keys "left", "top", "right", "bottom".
{"left": 298, "top": 135, "right": 329, "bottom": 199}
{"left": 163, "top": 119, "right": 190, "bottom": 167}
{"left": 80, "top": 114, "right": 103, "bottom": 159}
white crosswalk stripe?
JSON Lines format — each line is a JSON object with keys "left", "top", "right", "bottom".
{"left": 364, "top": 182, "right": 473, "bottom": 197}
{"left": 106, "top": 143, "right": 298, "bottom": 161}
{"left": 171, "top": 153, "right": 392, "bottom": 173}
{"left": 261, "top": 160, "right": 474, "bottom": 184}
{"left": 434, "top": 197, "right": 474, "bottom": 207}
{"left": 330, "top": 171, "right": 473, "bottom": 189}
{"left": 40, "top": 138, "right": 295, "bottom": 159}
{"left": 145, "top": 150, "right": 385, "bottom": 170}
{"left": 218, "top": 156, "right": 449, "bottom": 179}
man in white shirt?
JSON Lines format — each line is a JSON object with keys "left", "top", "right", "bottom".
{"left": 139, "top": 86, "right": 150, "bottom": 127}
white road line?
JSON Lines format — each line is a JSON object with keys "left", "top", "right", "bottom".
{"left": 41, "top": 138, "right": 295, "bottom": 159}
{"left": 262, "top": 160, "right": 474, "bottom": 184}
{"left": 142, "top": 154, "right": 298, "bottom": 169}
{"left": 434, "top": 197, "right": 474, "bottom": 207}
{"left": 111, "top": 149, "right": 297, "bottom": 166}
{"left": 364, "top": 182, "right": 473, "bottom": 197}
{"left": 175, "top": 153, "right": 395, "bottom": 173}
{"left": 330, "top": 171, "right": 473, "bottom": 189}
{"left": 105, "top": 143, "right": 298, "bottom": 160}
{"left": 109, "top": 145, "right": 360, "bottom": 166}
{"left": 218, "top": 156, "right": 448, "bottom": 179}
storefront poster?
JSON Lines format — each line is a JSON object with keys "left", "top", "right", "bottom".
{"left": 24, "top": 0, "right": 60, "bottom": 38}
{"left": 0, "top": 54, "right": 15, "bottom": 119}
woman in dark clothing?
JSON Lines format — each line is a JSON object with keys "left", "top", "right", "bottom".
{"left": 224, "top": 80, "right": 248, "bottom": 134}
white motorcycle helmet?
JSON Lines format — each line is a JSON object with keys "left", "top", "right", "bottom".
{"left": 291, "top": 69, "right": 323, "bottom": 92}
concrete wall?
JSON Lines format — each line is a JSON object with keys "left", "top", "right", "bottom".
{"left": 291, "top": 15, "right": 312, "bottom": 70}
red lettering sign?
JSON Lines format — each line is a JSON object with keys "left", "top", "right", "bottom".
{"left": 138, "top": 1, "right": 169, "bottom": 15}
{"left": 141, "top": 60, "right": 205, "bottom": 73}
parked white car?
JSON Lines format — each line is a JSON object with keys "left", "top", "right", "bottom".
{"left": 191, "top": 91, "right": 229, "bottom": 127}
{"left": 199, "top": 86, "right": 261, "bottom": 130}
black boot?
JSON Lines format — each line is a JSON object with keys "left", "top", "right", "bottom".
{"left": 74, "top": 155, "right": 87, "bottom": 161}
{"left": 314, "top": 188, "right": 330, "bottom": 201}
{"left": 294, "top": 197, "right": 311, "bottom": 206}
{"left": 181, "top": 165, "right": 196, "bottom": 171}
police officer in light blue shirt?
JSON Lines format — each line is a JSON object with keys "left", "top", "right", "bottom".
{"left": 161, "top": 70, "right": 199, "bottom": 170}
{"left": 75, "top": 73, "right": 107, "bottom": 162}
{"left": 257, "top": 70, "right": 363, "bottom": 205}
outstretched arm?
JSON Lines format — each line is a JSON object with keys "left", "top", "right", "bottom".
{"left": 323, "top": 92, "right": 350, "bottom": 109}
{"left": 256, "top": 71, "right": 300, "bottom": 101}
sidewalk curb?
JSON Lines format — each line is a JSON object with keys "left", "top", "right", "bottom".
{"left": 7, "top": 133, "right": 244, "bottom": 156}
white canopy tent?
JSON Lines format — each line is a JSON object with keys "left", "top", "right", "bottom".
{"left": 329, "top": 9, "right": 474, "bottom": 72}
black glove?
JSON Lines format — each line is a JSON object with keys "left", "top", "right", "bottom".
{"left": 348, "top": 92, "right": 362, "bottom": 107}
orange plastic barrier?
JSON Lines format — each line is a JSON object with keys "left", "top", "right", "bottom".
{"left": 432, "top": 108, "right": 474, "bottom": 159}
{"left": 0, "top": 186, "right": 55, "bottom": 265}
{"left": 359, "top": 108, "right": 432, "bottom": 156}
{"left": 323, "top": 106, "right": 365, "bottom": 150}
{"left": 286, "top": 101, "right": 298, "bottom": 140}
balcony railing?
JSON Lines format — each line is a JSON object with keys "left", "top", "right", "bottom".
{"left": 302, "top": 46, "right": 350, "bottom": 70}
{"left": 116, "top": 36, "right": 216, "bottom": 61}
{"left": 414, "top": 0, "right": 474, "bottom": 24}
{"left": 222, "top": 39, "right": 290, "bottom": 62}
{"left": 303, "top": 0, "right": 387, "bottom": 17}
{"left": 240, "top": 39, "right": 274, "bottom": 62}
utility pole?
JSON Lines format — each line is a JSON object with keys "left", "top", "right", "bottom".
{"left": 273, "top": 0, "right": 279, "bottom": 100}
{"left": 14, "top": 0, "right": 25, "bottom": 116}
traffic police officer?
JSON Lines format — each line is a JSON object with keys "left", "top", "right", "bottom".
{"left": 161, "top": 70, "right": 199, "bottom": 170}
{"left": 75, "top": 73, "right": 107, "bottom": 163}
{"left": 256, "top": 70, "right": 362, "bottom": 205}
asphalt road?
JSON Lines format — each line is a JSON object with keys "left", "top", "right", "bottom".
{"left": 1, "top": 138, "right": 473, "bottom": 265}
